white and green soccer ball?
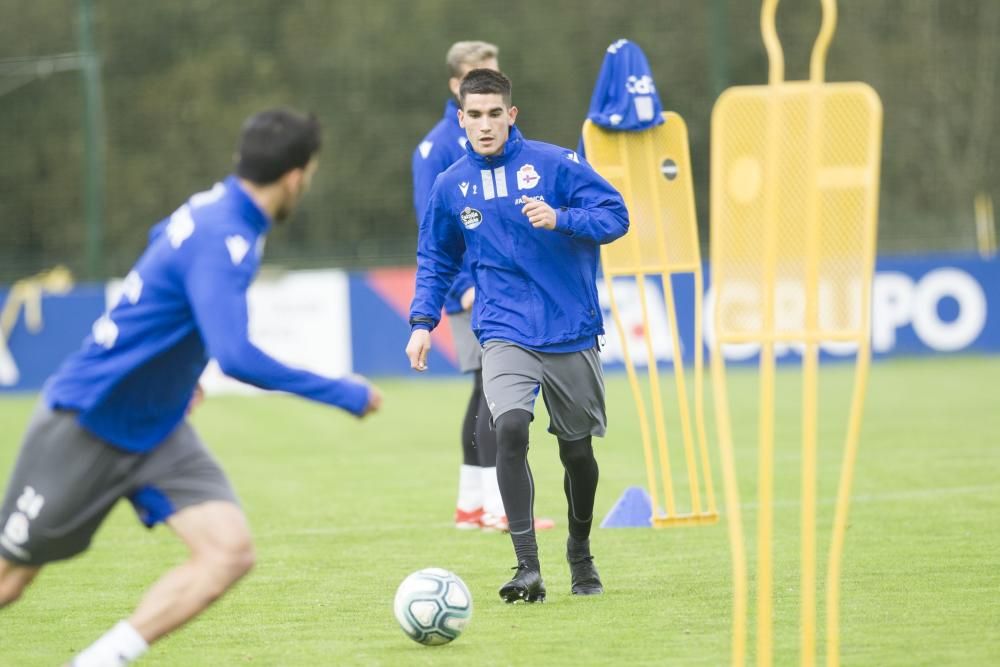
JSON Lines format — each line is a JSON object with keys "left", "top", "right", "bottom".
{"left": 393, "top": 568, "right": 473, "bottom": 646}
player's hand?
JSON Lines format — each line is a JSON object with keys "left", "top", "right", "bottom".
{"left": 522, "top": 198, "right": 557, "bottom": 230}
{"left": 346, "top": 374, "right": 382, "bottom": 416}
{"left": 460, "top": 286, "right": 475, "bottom": 311}
{"left": 406, "top": 328, "right": 432, "bottom": 372}
{"left": 361, "top": 383, "right": 383, "bottom": 416}
{"left": 186, "top": 383, "right": 205, "bottom": 415}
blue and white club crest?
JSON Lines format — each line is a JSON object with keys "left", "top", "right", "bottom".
{"left": 516, "top": 164, "right": 541, "bottom": 190}
{"left": 460, "top": 207, "right": 483, "bottom": 230}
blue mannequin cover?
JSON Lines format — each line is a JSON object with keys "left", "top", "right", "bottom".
{"left": 579, "top": 38, "right": 665, "bottom": 156}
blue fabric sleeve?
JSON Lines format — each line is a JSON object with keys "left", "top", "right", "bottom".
{"left": 553, "top": 158, "right": 630, "bottom": 244}
{"left": 409, "top": 183, "right": 465, "bottom": 329}
{"left": 184, "top": 237, "right": 370, "bottom": 416}
{"left": 412, "top": 144, "right": 455, "bottom": 223}
{"left": 415, "top": 147, "right": 472, "bottom": 314}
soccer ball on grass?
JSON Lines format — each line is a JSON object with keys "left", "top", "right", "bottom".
{"left": 393, "top": 568, "right": 472, "bottom": 645}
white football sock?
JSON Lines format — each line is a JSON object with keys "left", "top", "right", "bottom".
{"left": 456, "top": 464, "right": 483, "bottom": 511}
{"left": 72, "top": 620, "right": 148, "bottom": 666}
{"left": 481, "top": 466, "right": 506, "bottom": 517}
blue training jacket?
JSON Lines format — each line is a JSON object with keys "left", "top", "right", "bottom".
{"left": 410, "top": 125, "right": 629, "bottom": 352}
{"left": 411, "top": 99, "right": 474, "bottom": 315}
{"left": 45, "top": 176, "right": 371, "bottom": 453}
{"left": 578, "top": 38, "right": 665, "bottom": 157}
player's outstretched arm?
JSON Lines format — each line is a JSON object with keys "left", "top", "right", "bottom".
{"left": 184, "top": 243, "right": 379, "bottom": 417}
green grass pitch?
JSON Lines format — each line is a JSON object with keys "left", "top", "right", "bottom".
{"left": 0, "top": 356, "right": 997, "bottom": 665}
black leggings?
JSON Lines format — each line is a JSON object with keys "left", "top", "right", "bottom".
{"left": 494, "top": 409, "right": 535, "bottom": 534}
{"left": 559, "top": 434, "right": 599, "bottom": 540}
{"left": 460, "top": 370, "right": 498, "bottom": 468}
{"left": 495, "top": 408, "right": 599, "bottom": 546}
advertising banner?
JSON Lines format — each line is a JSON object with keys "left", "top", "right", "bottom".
{"left": 1, "top": 253, "right": 997, "bottom": 391}
{"left": 353, "top": 253, "right": 1000, "bottom": 374}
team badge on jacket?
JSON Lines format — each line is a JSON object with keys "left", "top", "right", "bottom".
{"left": 516, "top": 164, "right": 541, "bottom": 190}
{"left": 460, "top": 207, "right": 483, "bottom": 230}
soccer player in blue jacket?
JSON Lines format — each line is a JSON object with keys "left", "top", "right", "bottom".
{"left": 406, "top": 69, "right": 629, "bottom": 603}
{"left": 413, "top": 42, "right": 556, "bottom": 535}
{"left": 0, "top": 109, "right": 381, "bottom": 665}
{"left": 412, "top": 41, "right": 505, "bottom": 531}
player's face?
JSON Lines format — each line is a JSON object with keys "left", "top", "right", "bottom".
{"left": 275, "top": 157, "right": 319, "bottom": 223}
{"left": 458, "top": 93, "right": 518, "bottom": 157}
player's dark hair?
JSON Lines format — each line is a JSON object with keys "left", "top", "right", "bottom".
{"left": 235, "top": 108, "right": 321, "bottom": 185}
{"left": 459, "top": 69, "right": 513, "bottom": 108}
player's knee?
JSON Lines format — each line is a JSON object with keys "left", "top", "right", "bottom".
{"left": 0, "top": 587, "right": 21, "bottom": 608}
{"left": 200, "top": 533, "right": 256, "bottom": 586}
{"left": 558, "top": 436, "right": 595, "bottom": 467}
{"left": 194, "top": 546, "right": 254, "bottom": 604}
{"left": 495, "top": 409, "right": 531, "bottom": 452}
{"left": 220, "top": 536, "right": 256, "bottom": 580}
{"left": 0, "top": 574, "right": 28, "bottom": 608}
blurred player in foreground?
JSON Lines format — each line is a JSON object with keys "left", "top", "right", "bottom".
{"left": 412, "top": 40, "right": 553, "bottom": 533}
{"left": 406, "top": 70, "right": 628, "bottom": 602}
{"left": 0, "top": 108, "right": 381, "bottom": 666}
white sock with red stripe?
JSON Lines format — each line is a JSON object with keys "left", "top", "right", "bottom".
{"left": 481, "top": 466, "right": 505, "bottom": 518}
{"left": 456, "top": 464, "right": 483, "bottom": 512}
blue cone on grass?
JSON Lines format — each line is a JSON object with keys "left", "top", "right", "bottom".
{"left": 601, "top": 486, "right": 654, "bottom": 528}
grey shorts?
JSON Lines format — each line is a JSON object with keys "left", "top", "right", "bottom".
{"left": 447, "top": 310, "right": 483, "bottom": 373}
{"left": 481, "top": 340, "right": 607, "bottom": 440}
{"left": 0, "top": 404, "right": 238, "bottom": 566}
